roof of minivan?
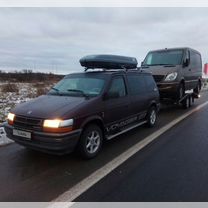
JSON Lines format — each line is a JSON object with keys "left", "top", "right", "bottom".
{"left": 65, "top": 70, "right": 151, "bottom": 78}
{"left": 149, "top": 47, "right": 201, "bottom": 55}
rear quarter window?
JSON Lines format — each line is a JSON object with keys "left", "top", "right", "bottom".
{"left": 127, "top": 74, "right": 146, "bottom": 95}
{"left": 108, "top": 76, "right": 127, "bottom": 97}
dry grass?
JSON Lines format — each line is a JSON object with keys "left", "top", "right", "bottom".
{"left": 32, "top": 82, "right": 52, "bottom": 96}
{"left": 36, "top": 88, "right": 48, "bottom": 96}
{"left": 32, "top": 82, "right": 46, "bottom": 88}
{"left": 1, "top": 83, "right": 19, "bottom": 93}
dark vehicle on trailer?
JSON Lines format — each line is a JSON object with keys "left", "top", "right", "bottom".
{"left": 141, "top": 47, "right": 202, "bottom": 107}
{"left": 4, "top": 55, "right": 160, "bottom": 158}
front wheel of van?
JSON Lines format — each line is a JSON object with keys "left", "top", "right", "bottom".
{"left": 146, "top": 106, "right": 157, "bottom": 128}
{"left": 78, "top": 124, "right": 103, "bottom": 159}
{"left": 177, "top": 83, "right": 185, "bottom": 100}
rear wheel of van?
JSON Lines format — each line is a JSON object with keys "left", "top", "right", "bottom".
{"left": 194, "top": 81, "right": 201, "bottom": 95}
{"left": 78, "top": 124, "right": 103, "bottom": 159}
{"left": 146, "top": 106, "right": 157, "bottom": 128}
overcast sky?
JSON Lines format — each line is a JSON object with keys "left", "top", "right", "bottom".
{"left": 0, "top": 7, "right": 207, "bottom": 74}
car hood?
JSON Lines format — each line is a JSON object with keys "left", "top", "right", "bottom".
{"left": 12, "top": 95, "right": 87, "bottom": 119}
{"left": 141, "top": 65, "right": 179, "bottom": 76}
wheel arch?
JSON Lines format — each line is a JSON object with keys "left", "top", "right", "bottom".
{"left": 180, "top": 79, "right": 185, "bottom": 87}
{"left": 148, "top": 100, "right": 158, "bottom": 111}
{"left": 80, "top": 116, "right": 105, "bottom": 137}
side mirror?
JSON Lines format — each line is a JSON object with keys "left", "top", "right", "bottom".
{"left": 103, "top": 91, "right": 120, "bottom": 100}
{"left": 141, "top": 61, "right": 144, "bottom": 66}
{"left": 183, "top": 58, "right": 190, "bottom": 67}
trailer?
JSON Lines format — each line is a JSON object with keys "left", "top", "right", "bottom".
{"left": 179, "top": 89, "right": 200, "bottom": 109}
{"left": 159, "top": 89, "right": 200, "bottom": 109}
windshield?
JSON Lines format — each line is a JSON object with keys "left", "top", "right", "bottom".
{"left": 48, "top": 76, "right": 105, "bottom": 97}
{"left": 143, "top": 50, "right": 184, "bottom": 66}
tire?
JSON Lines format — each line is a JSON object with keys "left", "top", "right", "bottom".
{"left": 190, "top": 95, "right": 195, "bottom": 107}
{"left": 78, "top": 124, "right": 103, "bottom": 159}
{"left": 177, "top": 83, "right": 185, "bottom": 101}
{"left": 189, "top": 96, "right": 191, "bottom": 107}
{"left": 146, "top": 106, "right": 157, "bottom": 128}
{"left": 192, "top": 95, "right": 195, "bottom": 103}
{"left": 182, "top": 97, "right": 189, "bottom": 109}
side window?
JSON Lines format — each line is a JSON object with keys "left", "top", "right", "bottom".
{"left": 108, "top": 77, "right": 126, "bottom": 98}
{"left": 146, "top": 53, "right": 153, "bottom": 65}
{"left": 195, "top": 53, "right": 202, "bottom": 68}
{"left": 127, "top": 74, "right": 146, "bottom": 95}
{"left": 144, "top": 75, "right": 157, "bottom": 92}
{"left": 190, "top": 51, "right": 196, "bottom": 67}
{"left": 190, "top": 51, "right": 201, "bottom": 68}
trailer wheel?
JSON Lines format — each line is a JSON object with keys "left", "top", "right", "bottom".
{"left": 188, "top": 96, "right": 193, "bottom": 107}
{"left": 192, "top": 95, "right": 195, "bottom": 103}
{"left": 182, "top": 97, "right": 189, "bottom": 109}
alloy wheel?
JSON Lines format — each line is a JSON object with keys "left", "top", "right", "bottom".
{"left": 86, "top": 130, "right": 101, "bottom": 154}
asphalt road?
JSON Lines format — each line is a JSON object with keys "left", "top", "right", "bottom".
{"left": 0, "top": 91, "right": 208, "bottom": 202}
{"left": 77, "top": 93, "right": 208, "bottom": 202}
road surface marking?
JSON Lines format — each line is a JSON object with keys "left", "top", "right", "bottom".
{"left": 52, "top": 101, "right": 208, "bottom": 202}
{"left": 48, "top": 202, "right": 75, "bottom": 208}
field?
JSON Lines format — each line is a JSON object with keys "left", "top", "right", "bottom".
{"left": 0, "top": 81, "right": 57, "bottom": 145}
{"left": 0, "top": 82, "right": 55, "bottom": 122}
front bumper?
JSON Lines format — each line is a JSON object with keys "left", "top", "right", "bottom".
{"left": 4, "top": 122, "right": 82, "bottom": 155}
{"left": 157, "top": 82, "right": 179, "bottom": 99}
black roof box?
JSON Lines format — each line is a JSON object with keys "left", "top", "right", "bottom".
{"left": 80, "top": 54, "right": 138, "bottom": 69}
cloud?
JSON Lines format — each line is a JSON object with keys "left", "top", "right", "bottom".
{"left": 0, "top": 7, "right": 207, "bottom": 74}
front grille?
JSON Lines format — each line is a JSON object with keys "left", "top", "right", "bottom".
{"left": 153, "top": 75, "right": 165, "bottom": 83}
{"left": 13, "top": 115, "right": 43, "bottom": 131}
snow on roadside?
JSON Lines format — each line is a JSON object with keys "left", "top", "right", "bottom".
{"left": 0, "top": 126, "right": 13, "bottom": 146}
{"left": 0, "top": 83, "right": 35, "bottom": 122}
{"left": 0, "top": 82, "right": 52, "bottom": 122}
{"left": 0, "top": 81, "right": 53, "bottom": 146}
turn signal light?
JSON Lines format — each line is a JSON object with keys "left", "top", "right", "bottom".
{"left": 43, "top": 126, "right": 73, "bottom": 133}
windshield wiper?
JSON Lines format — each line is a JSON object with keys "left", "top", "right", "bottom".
{"left": 51, "top": 87, "right": 60, "bottom": 92}
{"left": 143, "top": 64, "right": 176, "bottom": 67}
{"left": 67, "top": 89, "right": 89, "bottom": 97}
{"left": 47, "top": 87, "right": 61, "bottom": 96}
{"left": 162, "top": 64, "right": 176, "bottom": 67}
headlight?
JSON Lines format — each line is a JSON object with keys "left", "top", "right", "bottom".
{"left": 43, "top": 118, "right": 74, "bottom": 133}
{"left": 43, "top": 119, "right": 62, "bottom": 128}
{"left": 164, "top": 72, "right": 178, "bottom": 81}
{"left": 7, "top": 113, "right": 15, "bottom": 125}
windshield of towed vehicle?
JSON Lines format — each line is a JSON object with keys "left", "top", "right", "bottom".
{"left": 143, "top": 50, "right": 184, "bottom": 66}
{"left": 48, "top": 76, "right": 105, "bottom": 97}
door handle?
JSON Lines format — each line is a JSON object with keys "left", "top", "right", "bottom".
{"left": 189, "top": 68, "right": 191, "bottom": 71}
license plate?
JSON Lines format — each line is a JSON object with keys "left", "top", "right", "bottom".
{"left": 13, "top": 129, "right": 31, "bottom": 139}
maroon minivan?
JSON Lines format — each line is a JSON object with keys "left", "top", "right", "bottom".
{"left": 5, "top": 55, "right": 160, "bottom": 158}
